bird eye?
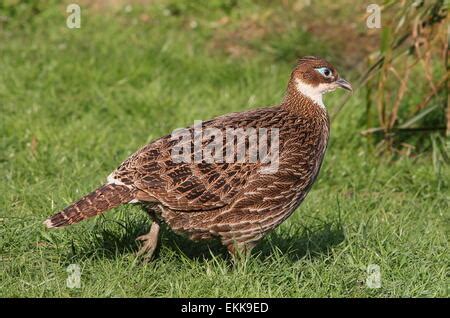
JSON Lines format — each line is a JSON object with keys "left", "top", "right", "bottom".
{"left": 315, "top": 67, "right": 332, "bottom": 78}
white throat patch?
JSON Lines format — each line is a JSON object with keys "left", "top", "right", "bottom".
{"left": 295, "top": 79, "right": 334, "bottom": 109}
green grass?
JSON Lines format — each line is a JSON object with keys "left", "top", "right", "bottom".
{"left": 0, "top": 2, "right": 448, "bottom": 297}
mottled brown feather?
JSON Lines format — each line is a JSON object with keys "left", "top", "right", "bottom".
{"left": 44, "top": 184, "right": 135, "bottom": 228}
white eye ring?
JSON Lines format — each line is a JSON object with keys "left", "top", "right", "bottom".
{"left": 315, "top": 67, "right": 332, "bottom": 78}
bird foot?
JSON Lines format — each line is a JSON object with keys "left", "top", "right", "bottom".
{"left": 227, "top": 241, "right": 257, "bottom": 262}
{"left": 136, "top": 221, "right": 160, "bottom": 262}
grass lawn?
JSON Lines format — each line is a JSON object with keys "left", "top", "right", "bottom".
{"left": 0, "top": 2, "right": 448, "bottom": 297}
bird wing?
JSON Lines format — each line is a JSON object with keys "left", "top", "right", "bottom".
{"left": 110, "top": 107, "right": 284, "bottom": 212}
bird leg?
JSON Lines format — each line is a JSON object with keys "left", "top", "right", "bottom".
{"left": 136, "top": 208, "right": 161, "bottom": 262}
{"left": 226, "top": 241, "right": 257, "bottom": 261}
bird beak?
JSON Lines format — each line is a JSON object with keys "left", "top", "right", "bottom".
{"left": 336, "top": 78, "right": 352, "bottom": 92}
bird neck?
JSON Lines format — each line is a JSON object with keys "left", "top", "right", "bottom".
{"left": 281, "top": 80, "right": 328, "bottom": 120}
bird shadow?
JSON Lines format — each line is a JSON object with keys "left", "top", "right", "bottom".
{"left": 63, "top": 216, "right": 345, "bottom": 264}
{"left": 254, "top": 221, "right": 345, "bottom": 261}
{"left": 157, "top": 219, "right": 345, "bottom": 262}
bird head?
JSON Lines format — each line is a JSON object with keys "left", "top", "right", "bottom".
{"left": 289, "top": 56, "right": 352, "bottom": 107}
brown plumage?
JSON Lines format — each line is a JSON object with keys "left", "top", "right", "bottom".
{"left": 44, "top": 56, "right": 352, "bottom": 260}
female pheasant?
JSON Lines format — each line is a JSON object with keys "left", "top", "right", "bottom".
{"left": 44, "top": 56, "right": 352, "bottom": 260}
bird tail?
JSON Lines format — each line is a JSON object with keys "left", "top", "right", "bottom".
{"left": 44, "top": 184, "right": 135, "bottom": 228}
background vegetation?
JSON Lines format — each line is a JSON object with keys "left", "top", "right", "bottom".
{"left": 0, "top": 0, "right": 448, "bottom": 297}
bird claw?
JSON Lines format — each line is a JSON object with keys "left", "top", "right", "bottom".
{"left": 136, "top": 221, "right": 160, "bottom": 262}
{"left": 136, "top": 234, "right": 151, "bottom": 242}
{"left": 137, "top": 240, "right": 157, "bottom": 261}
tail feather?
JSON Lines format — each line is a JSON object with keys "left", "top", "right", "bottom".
{"left": 44, "top": 184, "right": 135, "bottom": 228}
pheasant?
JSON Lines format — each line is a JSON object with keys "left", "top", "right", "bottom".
{"left": 44, "top": 56, "right": 352, "bottom": 260}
